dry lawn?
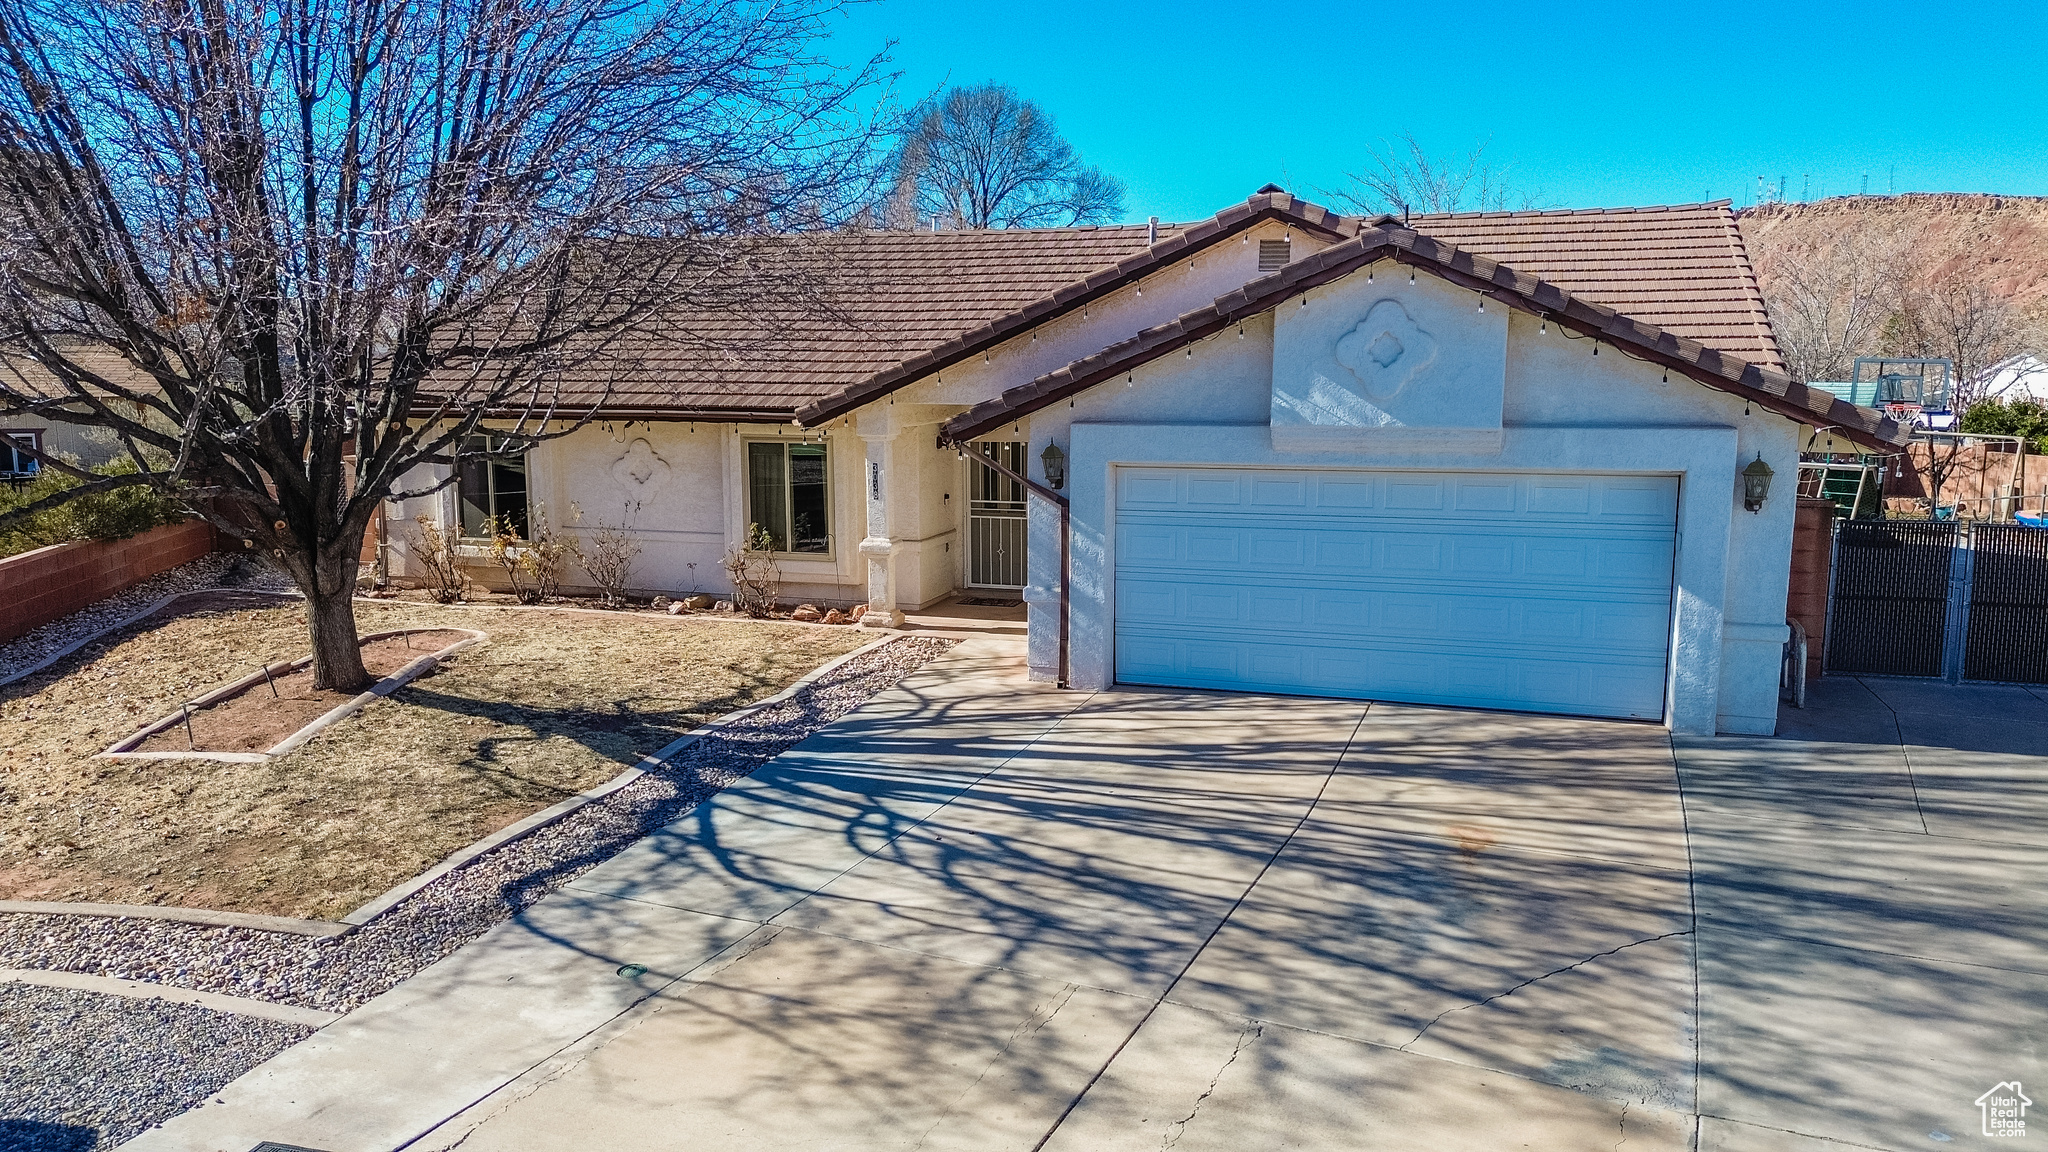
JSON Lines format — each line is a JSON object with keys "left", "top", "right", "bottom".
{"left": 0, "top": 595, "right": 872, "bottom": 919}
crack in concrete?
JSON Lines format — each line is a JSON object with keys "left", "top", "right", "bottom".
{"left": 914, "top": 983, "right": 1079, "bottom": 1150}
{"left": 1160, "top": 1020, "right": 1261, "bottom": 1150}
{"left": 1399, "top": 929, "right": 1696, "bottom": 1052}
{"left": 1615, "top": 1102, "right": 1628, "bottom": 1151}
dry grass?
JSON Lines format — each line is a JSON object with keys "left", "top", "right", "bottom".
{"left": 0, "top": 595, "right": 872, "bottom": 919}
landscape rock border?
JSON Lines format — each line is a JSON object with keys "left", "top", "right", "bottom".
{"left": 0, "top": 968, "right": 339, "bottom": 1028}
{"left": 99, "top": 626, "right": 488, "bottom": 764}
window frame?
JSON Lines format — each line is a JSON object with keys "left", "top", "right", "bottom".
{"left": 742, "top": 437, "right": 835, "bottom": 560}
{"left": 1, "top": 430, "right": 44, "bottom": 477}
{"left": 455, "top": 434, "right": 532, "bottom": 541}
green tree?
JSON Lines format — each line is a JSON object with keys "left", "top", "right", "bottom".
{"left": 1960, "top": 397, "right": 2048, "bottom": 453}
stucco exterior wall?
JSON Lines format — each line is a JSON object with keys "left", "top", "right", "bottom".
{"left": 385, "top": 420, "right": 877, "bottom": 606}
{"left": 1015, "top": 261, "right": 1799, "bottom": 735}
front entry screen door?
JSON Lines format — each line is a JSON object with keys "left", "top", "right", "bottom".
{"left": 969, "top": 442, "right": 1028, "bottom": 589}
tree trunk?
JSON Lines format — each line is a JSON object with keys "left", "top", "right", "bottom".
{"left": 306, "top": 550, "right": 370, "bottom": 692}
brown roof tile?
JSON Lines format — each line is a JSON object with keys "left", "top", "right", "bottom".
{"left": 466, "top": 194, "right": 1795, "bottom": 423}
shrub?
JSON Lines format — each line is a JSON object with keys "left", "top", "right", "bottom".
{"left": 580, "top": 518, "right": 641, "bottom": 609}
{"left": 0, "top": 456, "right": 188, "bottom": 559}
{"left": 1960, "top": 396, "right": 2048, "bottom": 453}
{"left": 721, "top": 523, "right": 781, "bottom": 617}
{"left": 483, "top": 503, "right": 573, "bottom": 604}
{"left": 408, "top": 515, "right": 470, "bottom": 603}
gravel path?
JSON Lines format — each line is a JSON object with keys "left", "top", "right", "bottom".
{"left": 0, "top": 983, "right": 309, "bottom": 1151}
{"left": 0, "top": 634, "right": 958, "bottom": 1149}
{"left": 0, "top": 554, "right": 292, "bottom": 682}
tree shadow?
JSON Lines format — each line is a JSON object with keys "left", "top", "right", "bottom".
{"left": 0, "top": 1119, "right": 98, "bottom": 1152}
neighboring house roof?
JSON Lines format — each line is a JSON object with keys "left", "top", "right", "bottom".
{"left": 937, "top": 222, "right": 1912, "bottom": 451}
{"left": 1978, "top": 353, "right": 2048, "bottom": 402}
{"left": 0, "top": 345, "right": 162, "bottom": 409}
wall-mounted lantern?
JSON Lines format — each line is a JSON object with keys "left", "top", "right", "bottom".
{"left": 1741, "top": 453, "right": 1774, "bottom": 513}
{"left": 1041, "top": 442, "right": 1067, "bottom": 490}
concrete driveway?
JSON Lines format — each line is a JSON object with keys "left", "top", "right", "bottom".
{"left": 128, "top": 640, "right": 2048, "bottom": 1152}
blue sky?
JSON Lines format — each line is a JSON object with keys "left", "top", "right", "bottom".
{"left": 826, "top": 0, "right": 2048, "bottom": 223}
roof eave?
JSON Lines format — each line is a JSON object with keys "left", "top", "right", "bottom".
{"left": 939, "top": 229, "right": 1912, "bottom": 453}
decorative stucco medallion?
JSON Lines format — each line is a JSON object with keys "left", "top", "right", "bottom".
{"left": 1334, "top": 299, "right": 1439, "bottom": 400}
{"left": 610, "top": 438, "right": 672, "bottom": 512}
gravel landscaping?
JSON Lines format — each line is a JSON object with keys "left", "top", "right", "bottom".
{"left": 0, "top": 982, "right": 309, "bottom": 1152}
{"left": 0, "top": 634, "right": 955, "bottom": 1148}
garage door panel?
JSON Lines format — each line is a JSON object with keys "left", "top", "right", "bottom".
{"left": 1316, "top": 477, "right": 1378, "bottom": 508}
{"left": 1119, "top": 520, "right": 1669, "bottom": 588}
{"left": 1114, "top": 627, "right": 1670, "bottom": 720}
{"left": 1119, "top": 575, "right": 1669, "bottom": 651}
{"left": 1113, "top": 468, "right": 1677, "bottom": 721}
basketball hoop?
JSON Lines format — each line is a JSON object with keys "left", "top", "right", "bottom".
{"left": 1883, "top": 402, "right": 1922, "bottom": 424}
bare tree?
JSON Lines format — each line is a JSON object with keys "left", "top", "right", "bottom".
{"left": 1329, "top": 132, "right": 1534, "bottom": 217}
{"left": 0, "top": 0, "right": 881, "bottom": 689}
{"left": 1748, "top": 222, "right": 1912, "bottom": 383}
{"left": 1883, "top": 255, "right": 2036, "bottom": 407}
{"left": 883, "top": 83, "right": 1123, "bottom": 229}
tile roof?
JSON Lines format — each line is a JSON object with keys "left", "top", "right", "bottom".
{"left": 1405, "top": 202, "right": 1786, "bottom": 372}
{"left": 531, "top": 224, "right": 1196, "bottom": 418}
{"left": 937, "top": 224, "right": 1910, "bottom": 453}
{"left": 457, "top": 193, "right": 1795, "bottom": 423}
{"left": 791, "top": 192, "right": 1350, "bottom": 425}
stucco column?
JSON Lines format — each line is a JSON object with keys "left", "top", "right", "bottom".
{"left": 857, "top": 410, "right": 904, "bottom": 628}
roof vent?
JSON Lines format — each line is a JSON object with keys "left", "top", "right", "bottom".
{"left": 1258, "top": 239, "right": 1291, "bottom": 272}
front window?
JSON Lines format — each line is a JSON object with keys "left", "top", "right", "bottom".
{"left": 2, "top": 431, "right": 41, "bottom": 477}
{"left": 458, "top": 435, "right": 529, "bottom": 537}
{"left": 746, "top": 440, "right": 830, "bottom": 554}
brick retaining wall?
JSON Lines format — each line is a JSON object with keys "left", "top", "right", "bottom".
{"left": 0, "top": 519, "right": 218, "bottom": 642}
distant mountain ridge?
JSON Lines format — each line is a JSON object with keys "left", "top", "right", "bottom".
{"left": 1735, "top": 193, "right": 2048, "bottom": 389}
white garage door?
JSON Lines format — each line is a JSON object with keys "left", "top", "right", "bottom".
{"left": 1113, "top": 467, "right": 1679, "bottom": 720}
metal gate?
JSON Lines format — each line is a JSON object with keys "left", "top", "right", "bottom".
{"left": 1964, "top": 524, "right": 2048, "bottom": 684}
{"left": 1825, "top": 521, "right": 2048, "bottom": 684}
{"left": 968, "top": 442, "right": 1028, "bottom": 589}
{"left": 1825, "top": 521, "right": 1960, "bottom": 677}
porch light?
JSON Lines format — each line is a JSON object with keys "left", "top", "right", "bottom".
{"left": 1041, "top": 442, "right": 1067, "bottom": 490}
{"left": 1741, "top": 453, "right": 1774, "bottom": 513}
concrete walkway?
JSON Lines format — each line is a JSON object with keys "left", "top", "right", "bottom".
{"left": 121, "top": 645, "right": 2048, "bottom": 1152}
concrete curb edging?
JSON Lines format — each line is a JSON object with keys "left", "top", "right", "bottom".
{"left": 100, "top": 627, "right": 488, "bottom": 764}
{"left": 0, "top": 588, "right": 300, "bottom": 690}
{"left": 336, "top": 632, "right": 899, "bottom": 928}
{"left": 0, "top": 968, "right": 341, "bottom": 1028}
{"left": 0, "top": 900, "right": 350, "bottom": 938}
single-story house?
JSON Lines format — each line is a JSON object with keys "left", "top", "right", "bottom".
{"left": 0, "top": 347, "right": 153, "bottom": 478}
{"left": 386, "top": 187, "right": 1909, "bottom": 735}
